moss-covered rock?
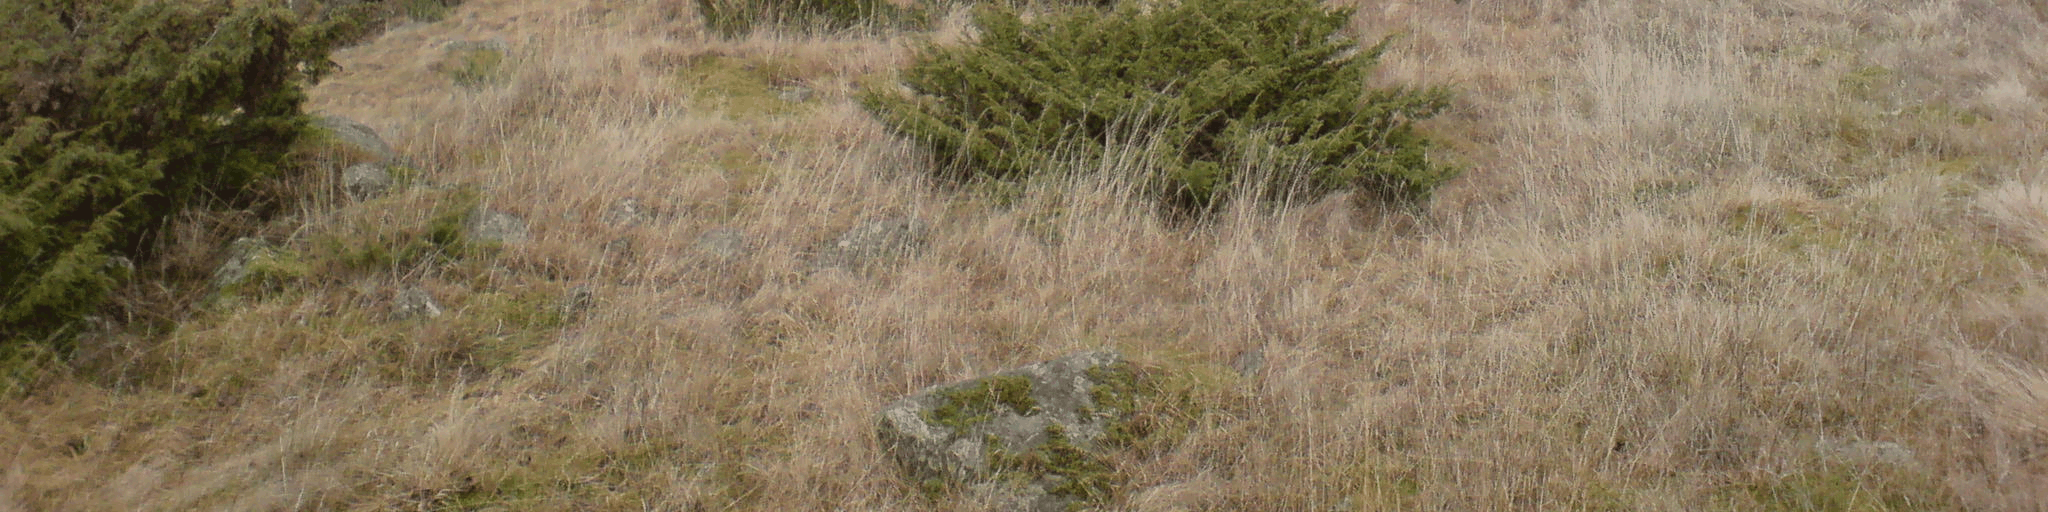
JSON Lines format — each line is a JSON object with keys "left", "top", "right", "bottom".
{"left": 878, "top": 351, "right": 1149, "bottom": 511}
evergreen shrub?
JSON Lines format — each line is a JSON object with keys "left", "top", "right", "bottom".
{"left": 859, "top": 0, "right": 1455, "bottom": 211}
{"left": 1, "top": 0, "right": 340, "bottom": 348}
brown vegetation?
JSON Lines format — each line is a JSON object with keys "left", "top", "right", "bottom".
{"left": 6, "top": 0, "right": 2048, "bottom": 509}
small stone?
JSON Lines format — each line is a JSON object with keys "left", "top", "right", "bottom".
{"left": 392, "top": 287, "right": 443, "bottom": 320}
{"left": 465, "top": 208, "right": 528, "bottom": 245}
{"left": 693, "top": 227, "right": 748, "bottom": 260}
{"left": 342, "top": 163, "right": 393, "bottom": 200}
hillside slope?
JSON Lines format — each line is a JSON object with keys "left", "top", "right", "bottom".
{"left": 7, "top": 0, "right": 2048, "bottom": 510}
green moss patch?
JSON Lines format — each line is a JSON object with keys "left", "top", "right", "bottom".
{"left": 925, "top": 374, "right": 1038, "bottom": 430}
{"left": 988, "top": 424, "right": 1123, "bottom": 504}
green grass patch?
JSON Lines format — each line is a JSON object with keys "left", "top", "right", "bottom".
{"left": 1725, "top": 466, "right": 1956, "bottom": 511}
{"left": 673, "top": 53, "right": 807, "bottom": 118}
{"left": 309, "top": 186, "right": 480, "bottom": 275}
{"left": 446, "top": 46, "right": 508, "bottom": 88}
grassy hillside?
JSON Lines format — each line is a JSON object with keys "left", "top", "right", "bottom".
{"left": 7, "top": 0, "right": 2048, "bottom": 510}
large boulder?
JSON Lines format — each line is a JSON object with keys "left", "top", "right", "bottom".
{"left": 878, "top": 351, "right": 1141, "bottom": 511}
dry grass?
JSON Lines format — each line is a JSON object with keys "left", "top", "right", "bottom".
{"left": 7, "top": 0, "right": 2048, "bottom": 509}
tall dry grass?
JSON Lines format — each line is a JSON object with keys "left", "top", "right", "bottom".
{"left": 6, "top": 0, "right": 2048, "bottom": 510}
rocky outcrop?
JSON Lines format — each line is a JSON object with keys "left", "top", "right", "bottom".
{"left": 878, "top": 351, "right": 1140, "bottom": 511}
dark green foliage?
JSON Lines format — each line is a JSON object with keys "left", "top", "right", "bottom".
{"left": 1, "top": 0, "right": 339, "bottom": 348}
{"left": 860, "top": 0, "right": 1454, "bottom": 211}
{"left": 695, "top": 0, "right": 919, "bottom": 37}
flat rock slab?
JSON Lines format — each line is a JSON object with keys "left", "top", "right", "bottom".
{"left": 879, "top": 351, "right": 1138, "bottom": 511}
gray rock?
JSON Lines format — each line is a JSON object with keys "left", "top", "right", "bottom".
{"left": 1816, "top": 437, "right": 1915, "bottom": 467}
{"left": 465, "top": 208, "right": 528, "bottom": 245}
{"left": 817, "top": 216, "right": 929, "bottom": 270}
{"left": 879, "top": 351, "right": 1135, "bottom": 512}
{"left": 210, "top": 238, "right": 274, "bottom": 289}
{"left": 392, "top": 287, "right": 443, "bottom": 320}
{"left": 776, "top": 86, "right": 814, "bottom": 103}
{"left": 342, "top": 163, "right": 393, "bottom": 200}
{"left": 313, "top": 115, "right": 398, "bottom": 164}
{"left": 693, "top": 227, "right": 748, "bottom": 260}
